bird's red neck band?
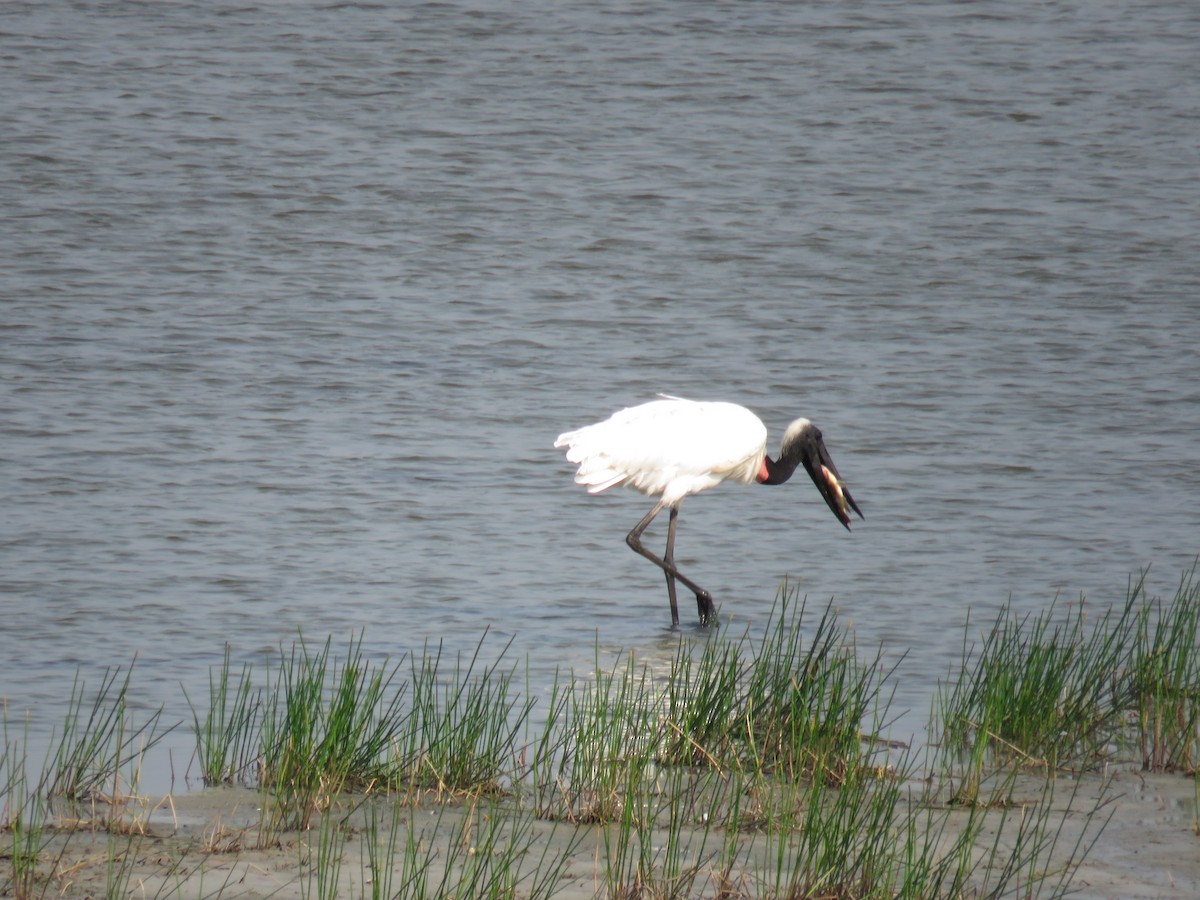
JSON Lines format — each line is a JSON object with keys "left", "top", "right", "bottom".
{"left": 756, "top": 458, "right": 771, "bottom": 482}
{"left": 757, "top": 454, "right": 799, "bottom": 486}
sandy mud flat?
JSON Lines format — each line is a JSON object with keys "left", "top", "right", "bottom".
{"left": 18, "top": 767, "right": 1196, "bottom": 899}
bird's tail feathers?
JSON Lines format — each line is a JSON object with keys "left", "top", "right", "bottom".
{"left": 575, "top": 469, "right": 627, "bottom": 493}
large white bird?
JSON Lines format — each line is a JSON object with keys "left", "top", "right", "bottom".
{"left": 554, "top": 396, "right": 863, "bottom": 626}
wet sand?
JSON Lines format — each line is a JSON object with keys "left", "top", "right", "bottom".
{"left": 23, "top": 767, "right": 1198, "bottom": 898}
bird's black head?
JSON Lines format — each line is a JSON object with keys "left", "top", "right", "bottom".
{"left": 780, "top": 418, "right": 864, "bottom": 529}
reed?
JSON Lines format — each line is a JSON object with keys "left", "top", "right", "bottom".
{"left": 43, "top": 663, "right": 173, "bottom": 803}
{"left": 1128, "top": 566, "right": 1200, "bottom": 772}
{"left": 386, "top": 798, "right": 439, "bottom": 898}
{"left": 2, "top": 722, "right": 49, "bottom": 900}
{"left": 3, "top": 671, "right": 167, "bottom": 899}
{"left": 398, "top": 632, "right": 533, "bottom": 795}
{"left": 16, "top": 569, "right": 1187, "bottom": 897}
{"left": 191, "top": 629, "right": 543, "bottom": 833}
{"left": 600, "top": 763, "right": 741, "bottom": 898}
{"left": 299, "top": 808, "right": 349, "bottom": 900}
{"left": 746, "top": 741, "right": 962, "bottom": 900}
{"left": 103, "top": 829, "right": 184, "bottom": 899}
{"left": 358, "top": 795, "right": 401, "bottom": 899}
{"left": 257, "top": 632, "right": 410, "bottom": 831}
{"left": 744, "top": 747, "right": 1114, "bottom": 900}
{"left": 541, "top": 587, "right": 893, "bottom": 827}
{"left": 103, "top": 831, "right": 138, "bottom": 898}
{"left": 659, "top": 626, "right": 744, "bottom": 768}
{"left": 435, "top": 797, "right": 530, "bottom": 898}
{"left": 520, "top": 663, "right": 573, "bottom": 818}
{"left": 555, "top": 585, "right": 1111, "bottom": 899}
{"left": 555, "top": 646, "right": 659, "bottom": 824}
{"left": 186, "top": 643, "right": 260, "bottom": 786}
{"left": 938, "top": 589, "right": 1138, "bottom": 775}
{"left": 738, "top": 592, "right": 893, "bottom": 784}
{"left": 393, "top": 795, "right": 580, "bottom": 900}
{"left": 939, "top": 566, "right": 1200, "bottom": 786}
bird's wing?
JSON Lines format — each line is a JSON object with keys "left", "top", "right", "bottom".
{"left": 556, "top": 398, "right": 768, "bottom": 498}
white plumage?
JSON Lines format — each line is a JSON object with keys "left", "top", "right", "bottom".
{"left": 555, "top": 395, "right": 863, "bottom": 626}
{"left": 555, "top": 397, "right": 767, "bottom": 504}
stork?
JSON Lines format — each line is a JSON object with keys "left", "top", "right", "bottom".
{"left": 554, "top": 396, "right": 862, "bottom": 625}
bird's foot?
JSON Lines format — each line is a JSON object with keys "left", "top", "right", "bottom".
{"left": 696, "top": 592, "right": 717, "bottom": 626}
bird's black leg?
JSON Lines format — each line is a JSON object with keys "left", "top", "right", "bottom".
{"left": 627, "top": 501, "right": 679, "bottom": 625}
{"left": 664, "top": 506, "right": 716, "bottom": 626}
{"left": 626, "top": 501, "right": 715, "bottom": 627}
{"left": 663, "top": 505, "right": 681, "bottom": 626}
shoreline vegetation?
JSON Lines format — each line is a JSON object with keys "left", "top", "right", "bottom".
{"left": 4, "top": 568, "right": 1199, "bottom": 898}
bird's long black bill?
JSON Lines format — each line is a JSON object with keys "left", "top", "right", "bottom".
{"left": 801, "top": 439, "right": 863, "bottom": 530}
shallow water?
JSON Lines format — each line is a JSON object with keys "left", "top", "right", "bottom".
{"left": 2, "top": 0, "right": 1198, "bottom": 791}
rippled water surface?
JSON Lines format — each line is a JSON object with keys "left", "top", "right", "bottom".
{"left": 3, "top": 0, "right": 1198, "bottom": 790}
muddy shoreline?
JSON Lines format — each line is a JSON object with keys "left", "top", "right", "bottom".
{"left": 18, "top": 767, "right": 1196, "bottom": 899}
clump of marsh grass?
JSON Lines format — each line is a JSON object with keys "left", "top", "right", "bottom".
{"left": 939, "top": 566, "right": 1200, "bottom": 791}
{"left": 358, "top": 798, "right": 403, "bottom": 899}
{"left": 2, "top": 719, "right": 54, "bottom": 900}
{"left": 2, "top": 665, "right": 173, "bottom": 897}
{"left": 550, "top": 647, "right": 658, "bottom": 823}
{"left": 897, "top": 762, "right": 1114, "bottom": 899}
{"left": 395, "top": 632, "right": 534, "bottom": 796}
{"left": 938, "top": 588, "right": 1137, "bottom": 784}
{"left": 257, "top": 632, "right": 410, "bottom": 832}
{"left": 659, "top": 628, "right": 743, "bottom": 768}
{"left": 12, "top": 568, "right": 1173, "bottom": 898}
{"left": 656, "top": 589, "right": 896, "bottom": 785}
{"left": 654, "top": 586, "right": 1113, "bottom": 898}
{"left": 187, "top": 643, "right": 260, "bottom": 787}
{"left": 1128, "top": 566, "right": 1200, "bottom": 772}
{"left": 738, "top": 592, "right": 895, "bottom": 785}
{"left": 598, "top": 754, "right": 742, "bottom": 897}
{"left": 299, "top": 808, "right": 350, "bottom": 900}
{"left": 429, "top": 797, "right": 573, "bottom": 900}
{"left": 590, "top": 734, "right": 1111, "bottom": 899}
{"left": 193, "top": 629, "right": 536, "bottom": 834}
{"left": 44, "top": 663, "right": 173, "bottom": 804}
{"left": 754, "top": 761, "right": 904, "bottom": 896}
{"left": 350, "top": 795, "right": 581, "bottom": 900}
{"left": 537, "top": 587, "right": 1108, "bottom": 899}
{"left": 526, "top": 589, "right": 894, "bottom": 831}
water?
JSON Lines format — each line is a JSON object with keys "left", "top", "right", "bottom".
{"left": 2, "top": 0, "right": 1198, "bottom": 792}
